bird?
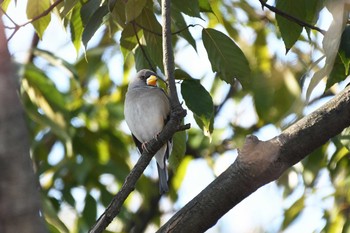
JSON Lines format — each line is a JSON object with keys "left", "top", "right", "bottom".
{"left": 124, "top": 69, "right": 172, "bottom": 194}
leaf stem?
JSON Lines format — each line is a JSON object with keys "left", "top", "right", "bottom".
{"left": 258, "top": 0, "right": 326, "bottom": 35}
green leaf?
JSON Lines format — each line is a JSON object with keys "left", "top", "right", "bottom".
{"left": 282, "top": 195, "right": 305, "bottom": 229}
{"left": 70, "top": 4, "right": 84, "bottom": 55}
{"left": 301, "top": 144, "right": 327, "bottom": 186}
{"left": 82, "top": 5, "right": 109, "bottom": 48}
{"left": 60, "top": 0, "right": 79, "bottom": 17}
{"left": 174, "top": 69, "right": 192, "bottom": 80}
{"left": 1, "top": 0, "right": 12, "bottom": 12}
{"left": 24, "top": 65, "right": 67, "bottom": 113}
{"left": 172, "top": 156, "right": 192, "bottom": 190}
{"left": 22, "top": 65, "right": 70, "bottom": 141}
{"left": 304, "top": 0, "right": 325, "bottom": 25}
{"left": 169, "top": 129, "right": 187, "bottom": 171}
{"left": 172, "top": 0, "right": 200, "bottom": 18}
{"left": 181, "top": 79, "right": 214, "bottom": 136}
{"left": 120, "top": 23, "right": 141, "bottom": 53}
{"left": 125, "top": 0, "right": 147, "bottom": 23}
{"left": 328, "top": 54, "right": 347, "bottom": 89}
{"left": 134, "top": 46, "right": 156, "bottom": 71}
{"left": 275, "top": 0, "right": 305, "bottom": 51}
{"left": 339, "top": 26, "right": 350, "bottom": 75}
{"left": 172, "top": 8, "right": 197, "bottom": 51}
{"left": 199, "top": 0, "right": 213, "bottom": 13}
{"left": 134, "top": 8, "right": 163, "bottom": 71}
{"left": 83, "top": 194, "right": 97, "bottom": 226}
{"left": 80, "top": 0, "right": 102, "bottom": 26}
{"left": 202, "top": 28, "right": 251, "bottom": 88}
{"left": 338, "top": 126, "right": 350, "bottom": 151}
{"left": 42, "top": 196, "right": 69, "bottom": 233}
{"left": 32, "top": 48, "right": 79, "bottom": 81}
{"left": 111, "top": 0, "right": 126, "bottom": 28}
{"left": 26, "top": 0, "right": 51, "bottom": 39}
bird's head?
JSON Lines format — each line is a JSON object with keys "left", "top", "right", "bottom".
{"left": 128, "top": 69, "right": 159, "bottom": 90}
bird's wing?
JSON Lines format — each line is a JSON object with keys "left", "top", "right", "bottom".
{"left": 132, "top": 133, "right": 143, "bottom": 154}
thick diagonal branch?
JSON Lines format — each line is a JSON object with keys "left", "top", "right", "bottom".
{"left": 158, "top": 86, "right": 350, "bottom": 232}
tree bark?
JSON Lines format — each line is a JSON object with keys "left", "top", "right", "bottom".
{"left": 158, "top": 85, "right": 350, "bottom": 232}
{"left": 0, "top": 19, "right": 47, "bottom": 233}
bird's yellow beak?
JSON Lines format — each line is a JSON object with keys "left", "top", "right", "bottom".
{"left": 146, "top": 75, "right": 158, "bottom": 86}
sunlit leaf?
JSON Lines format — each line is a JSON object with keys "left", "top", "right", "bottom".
{"left": 42, "top": 196, "right": 69, "bottom": 233}
{"left": 70, "top": 4, "right": 84, "bottom": 55}
{"left": 24, "top": 65, "right": 68, "bottom": 113}
{"left": 282, "top": 195, "right": 305, "bottom": 229}
{"left": 301, "top": 144, "right": 327, "bottom": 186}
{"left": 26, "top": 0, "right": 51, "bottom": 39}
{"left": 169, "top": 129, "right": 187, "bottom": 171}
{"left": 60, "top": 0, "right": 79, "bottom": 17}
{"left": 1, "top": 0, "right": 12, "bottom": 11}
{"left": 338, "top": 126, "right": 350, "bottom": 151}
{"left": 120, "top": 22, "right": 141, "bottom": 55}
{"left": 199, "top": 0, "right": 213, "bottom": 13}
{"left": 202, "top": 28, "right": 251, "bottom": 88}
{"left": 32, "top": 48, "right": 79, "bottom": 81}
{"left": 181, "top": 79, "right": 214, "bottom": 136}
{"left": 172, "top": 156, "right": 192, "bottom": 190}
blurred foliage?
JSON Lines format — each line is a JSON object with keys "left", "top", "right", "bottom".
{"left": 2, "top": 0, "right": 350, "bottom": 232}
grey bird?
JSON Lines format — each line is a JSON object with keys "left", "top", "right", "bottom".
{"left": 124, "top": 69, "right": 172, "bottom": 194}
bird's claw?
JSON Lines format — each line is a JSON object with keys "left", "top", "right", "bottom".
{"left": 141, "top": 142, "right": 150, "bottom": 153}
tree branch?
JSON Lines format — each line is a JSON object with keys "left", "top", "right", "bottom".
{"left": 158, "top": 85, "right": 350, "bottom": 232}
{"left": 89, "top": 1, "right": 188, "bottom": 232}
{"left": 162, "top": 0, "right": 181, "bottom": 108}
{"left": 258, "top": 0, "right": 326, "bottom": 35}
{"left": 134, "top": 21, "right": 200, "bottom": 36}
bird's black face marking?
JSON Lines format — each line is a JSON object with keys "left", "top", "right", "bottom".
{"left": 138, "top": 69, "right": 157, "bottom": 82}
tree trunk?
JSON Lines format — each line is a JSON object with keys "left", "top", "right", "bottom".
{"left": 0, "top": 19, "right": 47, "bottom": 233}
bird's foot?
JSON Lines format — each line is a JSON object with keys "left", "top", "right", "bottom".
{"left": 141, "top": 142, "right": 150, "bottom": 153}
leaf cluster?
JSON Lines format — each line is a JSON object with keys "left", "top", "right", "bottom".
{"left": 2, "top": 0, "right": 350, "bottom": 232}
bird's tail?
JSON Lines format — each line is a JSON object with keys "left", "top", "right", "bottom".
{"left": 157, "top": 163, "right": 169, "bottom": 194}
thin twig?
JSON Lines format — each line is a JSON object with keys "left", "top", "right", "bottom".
{"left": 162, "top": 0, "right": 180, "bottom": 107}
{"left": 131, "top": 21, "right": 156, "bottom": 72}
{"left": 89, "top": 149, "right": 156, "bottom": 233}
{"left": 134, "top": 21, "right": 162, "bottom": 36}
{"left": 1, "top": 0, "right": 63, "bottom": 41}
{"left": 258, "top": 0, "right": 326, "bottom": 35}
{"left": 21, "top": 0, "right": 63, "bottom": 27}
{"left": 134, "top": 21, "right": 200, "bottom": 37}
